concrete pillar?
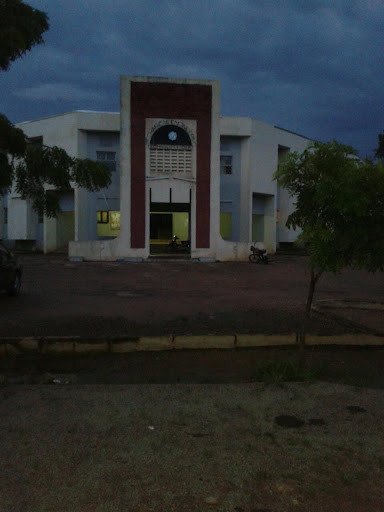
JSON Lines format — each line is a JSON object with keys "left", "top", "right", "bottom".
{"left": 208, "top": 80, "right": 221, "bottom": 255}
{"left": 74, "top": 130, "right": 89, "bottom": 242}
{"left": 264, "top": 196, "right": 276, "bottom": 252}
{"left": 239, "top": 137, "right": 251, "bottom": 242}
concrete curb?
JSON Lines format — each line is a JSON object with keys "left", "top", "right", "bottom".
{"left": 0, "top": 333, "right": 383, "bottom": 356}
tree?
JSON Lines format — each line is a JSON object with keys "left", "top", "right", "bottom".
{"left": 0, "top": 0, "right": 111, "bottom": 217}
{"left": 274, "top": 141, "right": 384, "bottom": 348}
{"left": 375, "top": 130, "right": 384, "bottom": 160}
{"left": 0, "top": 0, "right": 49, "bottom": 71}
{"left": 1, "top": 113, "right": 112, "bottom": 217}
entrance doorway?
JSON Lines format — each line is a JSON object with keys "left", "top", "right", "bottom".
{"left": 56, "top": 211, "right": 75, "bottom": 249}
{"left": 150, "top": 202, "right": 190, "bottom": 256}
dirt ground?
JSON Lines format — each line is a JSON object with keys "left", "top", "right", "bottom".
{"left": 1, "top": 253, "right": 383, "bottom": 337}
{"left": 1, "top": 254, "right": 383, "bottom": 511}
{"left": 0, "top": 382, "right": 383, "bottom": 512}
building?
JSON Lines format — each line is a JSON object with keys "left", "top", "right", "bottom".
{"left": 1, "top": 76, "right": 311, "bottom": 260}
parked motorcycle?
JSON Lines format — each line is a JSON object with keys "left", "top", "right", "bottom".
{"left": 168, "top": 235, "right": 190, "bottom": 253}
{"left": 249, "top": 244, "right": 268, "bottom": 264}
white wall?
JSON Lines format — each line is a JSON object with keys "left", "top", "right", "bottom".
{"left": 16, "top": 111, "right": 120, "bottom": 252}
{"left": 249, "top": 120, "right": 279, "bottom": 196}
{"left": 18, "top": 111, "right": 120, "bottom": 156}
{"left": 275, "top": 127, "right": 311, "bottom": 243}
{"left": 13, "top": 98, "right": 314, "bottom": 259}
{"left": 7, "top": 197, "right": 36, "bottom": 240}
{"left": 217, "top": 117, "right": 313, "bottom": 254}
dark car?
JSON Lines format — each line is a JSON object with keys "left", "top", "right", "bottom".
{"left": 0, "top": 243, "right": 22, "bottom": 296}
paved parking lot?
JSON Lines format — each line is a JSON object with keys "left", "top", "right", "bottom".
{"left": 1, "top": 253, "right": 383, "bottom": 338}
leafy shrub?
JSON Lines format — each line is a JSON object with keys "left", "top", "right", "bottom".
{"left": 252, "top": 359, "right": 317, "bottom": 384}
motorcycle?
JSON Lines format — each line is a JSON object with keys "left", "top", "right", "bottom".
{"left": 168, "top": 235, "right": 190, "bottom": 253}
{"left": 249, "top": 244, "right": 268, "bottom": 264}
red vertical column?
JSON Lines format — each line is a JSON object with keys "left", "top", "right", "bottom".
{"left": 129, "top": 81, "right": 212, "bottom": 249}
{"left": 195, "top": 120, "right": 211, "bottom": 248}
{"left": 130, "top": 117, "right": 146, "bottom": 248}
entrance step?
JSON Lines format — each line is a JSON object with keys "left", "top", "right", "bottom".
{"left": 149, "top": 254, "right": 190, "bottom": 260}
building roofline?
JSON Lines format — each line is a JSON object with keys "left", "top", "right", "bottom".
{"left": 17, "top": 110, "right": 120, "bottom": 125}
{"left": 125, "top": 75, "right": 218, "bottom": 86}
{"left": 75, "top": 110, "right": 119, "bottom": 114}
{"left": 274, "top": 125, "right": 314, "bottom": 141}
{"left": 16, "top": 111, "right": 317, "bottom": 143}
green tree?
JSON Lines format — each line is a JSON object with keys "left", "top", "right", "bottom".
{"left": 0, "top": 0, "right": 49, "bottom": 71}
{"left": 274, "top": 141, "right": 384, "bottom": 347}
{"left": 375, "top": 130, "right": 384, "bottom": 160}
{"left": 0, "top": 0, "right": 111, "bottom": 217}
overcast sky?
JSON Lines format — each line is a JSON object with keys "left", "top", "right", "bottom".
{"left": 2, "top": 0, "right": 383, "bottom": 156}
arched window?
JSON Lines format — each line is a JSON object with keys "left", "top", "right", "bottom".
{"left": 149, "top": 125, "right": 192, "bottom": 175}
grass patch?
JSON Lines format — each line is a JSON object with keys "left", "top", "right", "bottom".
{"left": 252, "top": 359, "right": 318, "bottom": 384}
{"left": 255, "top": 470, "right": 270, "bottom": 480}
{"left": 376, "top": 456, "right": 384, "bottom": 471}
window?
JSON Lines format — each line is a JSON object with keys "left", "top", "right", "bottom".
{"left": 150, "top": 125, "right": 193, "bottom": 175}
{"left": 252, "top": 214, "right": 264, "bottom": 242}
{"left": 98, "top": 133, "right": 115, "bottom": 147}
{"left": 220, "top": 155, "right": 233, "bottom": 175}
{"left": 97, "top": 211, "right": 109, "bottom": 224}
{"left": 110, "top": 211, "right": 120, "bottom": 231}
{"left": 96, "top": 210, "right": 120, "bottom": 237}
{"left": 150, "top": 125, "right": 192, "bottom": 146}
{"left": 150, "top": 146, "right": 192, "bottom": 174}
{"left": 3, "top": 207, "right": 7, "bottom": 224}
{"left": 96, "top": 151, "right": 116, "bottom": 172}
{"left": 220, "top": 212, "right": 232, "bottom": 239}
{"left": 38, "top": 212, "right": 44, "bottom": 224}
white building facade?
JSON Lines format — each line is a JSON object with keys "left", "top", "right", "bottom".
{"left": 1, "top": 76, "right": 311, "bottom": 260}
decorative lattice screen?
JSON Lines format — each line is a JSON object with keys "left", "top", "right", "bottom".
{"left": 150, "top": 146, "right": 192, "bottom": 174}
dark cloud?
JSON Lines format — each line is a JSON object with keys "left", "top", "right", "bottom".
{"left": 1, "top": 0, "right": 383, "bottom": 156}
